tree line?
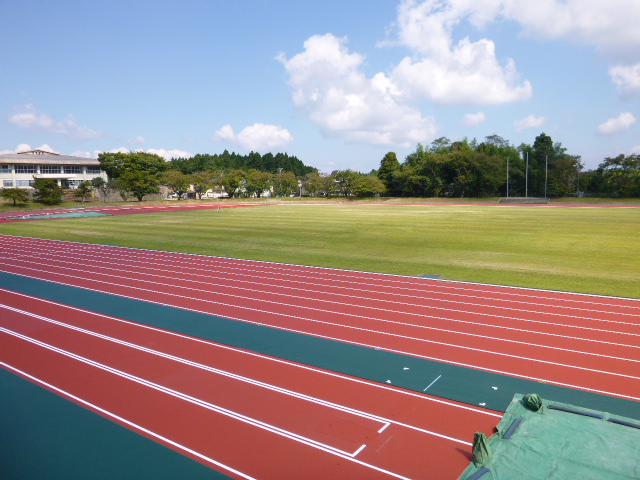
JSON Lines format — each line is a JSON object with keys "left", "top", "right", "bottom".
{"left": 378, "top": 133, "right": 640, "bottom": 198}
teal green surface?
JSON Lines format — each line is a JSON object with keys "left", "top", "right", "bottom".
{"left": 2, "top": 271, "right": 639, "bottom": 421}
{"left": 0, "top": 369, "right": 230, "bottom": 480}
{"left": 458, "top": 394, "right": 640, "bottom": 479}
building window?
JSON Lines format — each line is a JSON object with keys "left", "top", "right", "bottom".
{"left": 40, "top": 165, "right": 62, "bottom": 174}
{"left": 63, "top": 165, "right": 81, "bottom": 174}
{"left": 16, "top": 180, "right": 34, "bottom": 187}
{"left": 15, "top": 165, "right": 37, "bottom": 174}
{"left": 67, "top": 180, "right": 82, "bottom": 188}
{"left": 0, "top": 164, "right": 11, "bottom": 173}
{"left": 3, "top": 180, "right": 13, "bottom": 187}
{"left": 86, "top": 166, "right": 102, "bottom": 175}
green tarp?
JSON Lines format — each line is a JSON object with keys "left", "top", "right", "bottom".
{"left": 458, "top": 394, "right": 640, "bottom": 480}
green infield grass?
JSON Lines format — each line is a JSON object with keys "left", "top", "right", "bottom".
{"left": 1, "top": 202, "right": 638, "bottom": 298}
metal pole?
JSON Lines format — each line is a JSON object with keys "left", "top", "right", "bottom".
{"left": 506, "top": 157, "right": 509, "bottom": 198}
{"left": 525, "top": 151, "right": 529, "bottom": 198}
{"left": 545, "top": 155, "right": 548, "bottom": 198}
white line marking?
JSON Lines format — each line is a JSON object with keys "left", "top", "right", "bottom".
{"left": 0, "top": 362, "right": 257, "bottom": 480}
{"left": 0, "top": 288, "right": 501, "bottom": 418}
{"left": 353, "top": 444, "right": 367, "bottom": 456}
{"left": 423, "top": 375, "right": 442, "bottom": 392}
{"left": 1, "top": 306, "right": 476, "bottom": 446}
{"left": 378, "top": 423, "right": 390, "bottom": 434}
{"left": 4, "top": 328, "right": 422, "bottom": 476}
{"left": 3, "top": 265, "right": 639, "bottom": 383}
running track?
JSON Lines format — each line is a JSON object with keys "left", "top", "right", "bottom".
{"left": 1, "top": 234, "right": 639, "bottom": 478}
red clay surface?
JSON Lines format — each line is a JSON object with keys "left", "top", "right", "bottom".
{"left": 1, "top": 234, "right": 639, "bottom": 479}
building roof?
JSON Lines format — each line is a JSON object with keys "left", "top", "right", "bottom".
{"left": 0, "top": 149, "right": 100, "bottom": 165}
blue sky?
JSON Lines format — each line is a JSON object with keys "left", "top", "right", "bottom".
{"left": 2, "top": 0, "right": 639, "bottom": 173}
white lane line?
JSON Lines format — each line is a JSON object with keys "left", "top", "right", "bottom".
{"left": 0, "top": 362, "right": 257, "bottom": 480}
{"left": 3, "top": 328, "right": 400, "bottom": 466}
{"left": 2, "top": 240, "right": 638, "bottom": 316}
{"left": 1, "top": 303, "right": 386, "bottom": 426}
{"left": 2, "top": 234, "right": 638, "bottom": 308}
{"left": 3, "top": 251, "right": 640, "bottom": 351}
{"left": 423, "top": 375, "right": 442, "bottom": 392}
{"left": 7, "top": 247, "right": 638, "bottom": 327}
{"left": 0, "top": 303, "right": 465, "bottom": 446}
{"left": 2, "top": 264, "right": 640, "bottom": 382}
{"left": 2, "top": 259, "right": 640, "bottom": 378}
{"left": 0, "top": 288, "right": 502, "bottom": 418}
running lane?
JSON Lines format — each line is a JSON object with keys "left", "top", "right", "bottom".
{"left": 0, "top": 290, "right": 499, "bottom": 479}
{"left": 1, "top": 235, "right": 639, "bottom": 404}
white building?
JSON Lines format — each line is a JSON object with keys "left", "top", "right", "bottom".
{"left": 0, "top": 149, "right": 107, "bottom": 189}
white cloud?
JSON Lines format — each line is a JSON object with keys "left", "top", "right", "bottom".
{"left": 461, "top": 111, "right": 486, "bottom": 127}
{"left": 278, "top": 34, "right": 437, "bottom": 148}
{"left": 98, "top": 147, "right": 192, "bottom": 160}
{"left": 71, "top": 150, "right": 93, "bottom": 158}
{"left": 0, "top": 143, "right": 58, "bottom": 154}
{"left": 213, "top": 123, "right": 294, "bottom": 152}
{"left": 596, "top": 112, "right": 637, "bottom": 135}
{"left": 9, "top": 104, "right": 103, "bottom": 140}
{"left": 514, "top": 114, "right": 546, "bottom": 132}
{"left": 128, "top": 136, "right": 146, "bottom": 145}
{"left": 146, "top": 148, "right": 192, "bottom": 160}
{"left": 387, "top": 1, "right": 532, "bottom": 105}
{"left": 609, "top": 63, "right": 640, "bottom": 99}
{"left": 387, "top": 0, "right": 640, "bottom": 98}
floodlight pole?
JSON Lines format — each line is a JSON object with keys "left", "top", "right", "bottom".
{"left": 545, "top": 155, "right": 548, "bottom": 199}
{"left": 525, "top": 151, "right": 529, "bottom": 198}
{"left": 506, "top": 158, "right": 509, "bottom": 198}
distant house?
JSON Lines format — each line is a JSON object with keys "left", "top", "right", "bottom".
{"left": 0, "top": 149, "right": 107, "bottom": 189}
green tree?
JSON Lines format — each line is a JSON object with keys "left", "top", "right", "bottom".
{"left": 0, "top": 187, "right": 30, "bottom": 206}
{"left": 32, "top": 178, "right": 63, "bottom": 205}
{"left": 219, "top": 170, "right": 246, "bottom": 198}
{"left": 98, "top": 151, "right": 168, "bottom": 179}
{"left": 161, "top": 170, "right": 190, "bottom": 199}
{"left": 120, "top": 170, "right": 161, "bottom": 201}
{"left": 272, "top": 171, "right": 298, "bottom": 197}
{"left": 244, "top": 169, "right": 272, "bottom": 198}
{"left": 190, "top": 171, "right": 214, "bottom": 199}
{"left": 74, "top": 181, "right": 93, "bottom": 203}
{"left": 378, "top": 152, "right": 401, "bottom": 195}
{"left": 350, "top": 174, "right": 386, "bottom": 197}
{"left": 599, "top": 154, "right": 640, "bottom": 198}
{"left": 302, "top": 171, "right": 323, "bottom": 197}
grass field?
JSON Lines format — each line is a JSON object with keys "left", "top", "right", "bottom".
{"left": 1, "top": 202, "right": 638, "bottom": 298}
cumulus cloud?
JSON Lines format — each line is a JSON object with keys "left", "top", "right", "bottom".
{"left": 609, "top": 63, "right": 640, "bottom": 99}
{"left": 100, "top": 147, "right": 192, "bottom": 160}
{"left": 0, "top": 143, "right": 58, "bottom": 154}
{"left": 387, "top": 1, "right": 532, "bottom": 105}
{"left": 278, "top": 34, "right": 437, "bottom": 147}
{"left": 213, "top": 123, "right": 294, "bottom": 152}
{"left": 514, "top": 114, "right": 546, "bottom": 132}
{"left": 9, "top": 104, "right": 103, "bottom": 140}
{"left": 461, "top": 111, "right": 486, "bottom": 127}
{"left": 596, "top": 112, "right": 637, "bottom": 135}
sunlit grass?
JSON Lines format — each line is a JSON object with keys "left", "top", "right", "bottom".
{"left": 1, "top": 203, "right": 638, "bottom": 298}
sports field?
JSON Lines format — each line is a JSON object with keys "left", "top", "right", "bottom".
{"left": 1, "top": 202, "right": 639, "bottom": 478}
{"left": 0, "top": 202, "right": 638, "bottom": 298}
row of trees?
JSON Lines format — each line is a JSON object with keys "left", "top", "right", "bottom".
{"left": 377, "top": 134, "right": 640, "bottom": 198}
{"left": 377, "top": 134, "right": 582, "bottom": 198}
{"left": 169, "top": 151, "right": 315, "bottom": 177}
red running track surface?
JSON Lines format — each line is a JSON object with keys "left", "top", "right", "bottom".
{"left": 1, "top": 235, "right": 639, "bottom": 404}
{"left": 1, "top": 289, "right": 500, "bottom": 479}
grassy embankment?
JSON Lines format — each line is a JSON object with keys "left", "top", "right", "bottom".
{"left": 1, "top": 201, "right": 638, "bottom": 298}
